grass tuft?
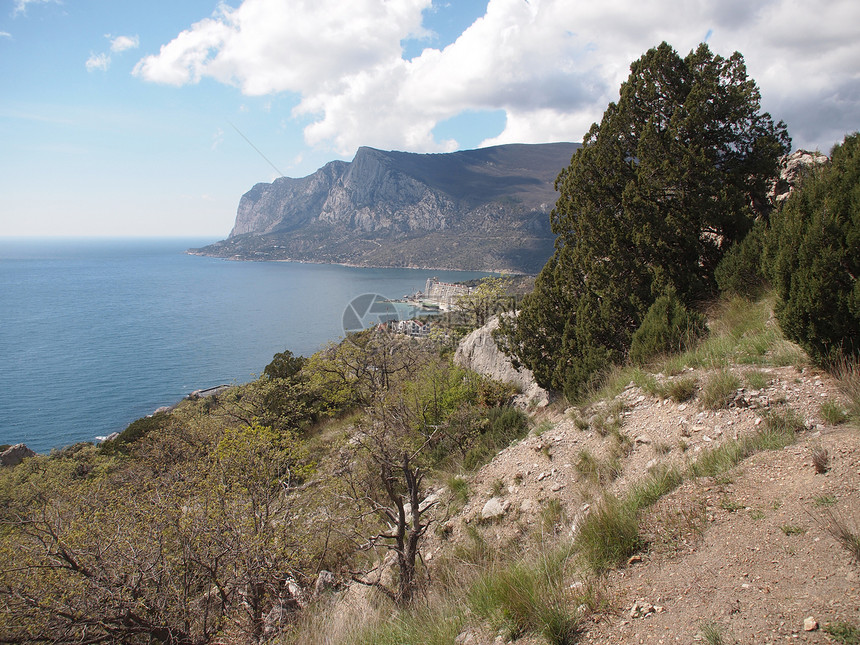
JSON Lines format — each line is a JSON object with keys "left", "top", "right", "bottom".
{"left": 468, "top": 544, "right": 580, "bottom": 645}
{"left": 700, "top": 621, "right": 731, "bottom": 645}
{"left": 821, "top": 399, "right": 849, "bottom": 425}
{"left": 664, "top": 375, "right": 698, "bottom": 402}
{"left": 575, "top": 494, "right": 642, "bottom": 574}
{"left": 824, "top": 621, "right": 860, "bottom": 644}
{"left": 815, "top": 507, "right": 860, "bottom": 562}
{"left": 700, "top": 370, "right": 741, "bottom": 409}
{"left": 811, "top": 444, "right": 830, "bottom": 473}
{"left": 832, "top": 354, "right": 860, "bottom": 421}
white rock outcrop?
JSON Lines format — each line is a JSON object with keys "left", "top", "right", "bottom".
{"left": 454, "top": 315, "right": 549, "bottom": 408}
{"left": 768, "top": 149, "right": 828, "bottom": 203}
{"left": 0, "top": 443, "right": 36, "bottom": 467}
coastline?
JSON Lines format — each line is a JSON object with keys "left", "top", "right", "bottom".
{"left": 186, "top": 249, "right": 517, "bottom": 276}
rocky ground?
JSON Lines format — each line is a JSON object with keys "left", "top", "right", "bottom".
{"left": 427, "top": 361, "right": 859, "bottom": 644}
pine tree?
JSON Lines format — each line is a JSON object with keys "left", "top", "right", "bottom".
{"left": 501, "top": 42, "right": 790, "bottom": 399}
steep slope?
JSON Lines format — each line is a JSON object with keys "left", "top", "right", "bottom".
{"left": 191, "top": 142, "right": 579, "bottom": 273}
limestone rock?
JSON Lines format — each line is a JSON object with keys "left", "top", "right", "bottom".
{"left": 454, "top": 315, "right": 549, "bottom": 408}
{"left": 768, "top": 150, "right": 828, "bottom": 204}
{"left": 1, "top": 443, "right": 36, "bottom": 467}
{"left": 803, "top": 616, "right": 818, "bottom": 631}
{"left": 192, "top": 143, "right": 580, "bottom": 273}
{"left": 481, "top": 497, "right": 509, "bottom": 520}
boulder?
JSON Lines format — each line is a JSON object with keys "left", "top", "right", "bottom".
{"left": 480, "top": 497, "right": 509, "bottom": 520}
{"left": 1, "top": 443, "right": 36, "bottom": 467}
{"left": 454, "top": 315, "right": 549, "bottom": 408}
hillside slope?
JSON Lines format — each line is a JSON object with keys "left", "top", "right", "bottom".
{"left": 301, "top": 298, "right": 859, "bottom": 645}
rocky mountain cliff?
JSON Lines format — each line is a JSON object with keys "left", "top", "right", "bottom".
{"left": 191, "top": 142, "right": 579, "bottom": 273}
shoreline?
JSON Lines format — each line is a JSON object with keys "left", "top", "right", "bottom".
{"left": 186, "top": 250, "right": 520, "bottom": 277}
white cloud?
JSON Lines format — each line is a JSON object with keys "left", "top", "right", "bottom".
{"left": 85, "top": 52, "right": 110, "bottom": 72}
{"left": 110, "top": 34, "right": 139, "bottom": 53}
{"left": 12, "top": 0, "right": 60, "bottom": 16}
{"left": 134, "top": 0, "right": 860, "bottom": 156}
{"left": 0, "top": 31, "right": 12, "bottom": 39}
{"left": 85, "top": 34, "right": 140, "bottom": 74}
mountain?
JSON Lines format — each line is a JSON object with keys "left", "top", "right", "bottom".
{"left": 191, "top": 142, "right": 580, "bottom": 273}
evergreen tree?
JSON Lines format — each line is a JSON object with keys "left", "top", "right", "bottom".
{"left": 766, "top": 133, "right": 860, "bottom": 363}
{"left": 501, "top": 42, "right": 790, "bottom": 399}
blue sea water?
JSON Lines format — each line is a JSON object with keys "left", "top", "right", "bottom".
{"left": 0, "top": 238, "right": 490, "bottom": 453}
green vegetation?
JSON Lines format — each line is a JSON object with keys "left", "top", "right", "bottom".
{"left": 629, "top": 289, "right": 707, "bottom": 365}
{"left": 663, "top": 375, "right": 698, "bottom": 402}
{"left": 824, "top": 622, "right": 860, "bottom": 644}
{"left": 0, "top": 328, "right": 523, "bottom": 641}
{"left": 700, "top": 370, "right": 741, "bottom": 409}
{"left": 700, "top": 622, "right": 732, "bottom": 645}
{"left": 468, "top": 545, "right": 579, "bottom": 644}
{"left": 500, "top": 41, "right": 789, "bottom": 399}
{"left": 766, "top": 133, "right": 860, "bottom": 364}
{"left": 575, "top": 492, "right": 642, "bottom": 573}
{"left": 821, "top": 399, "right": 850, "bottom": 425}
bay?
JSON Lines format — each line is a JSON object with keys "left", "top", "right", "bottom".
{"left": 0, "top": 238, "right": 491, "bottom": 453}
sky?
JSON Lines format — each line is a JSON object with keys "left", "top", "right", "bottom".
{"left": 1, "top": 0, "right": 858, "bottom": 238}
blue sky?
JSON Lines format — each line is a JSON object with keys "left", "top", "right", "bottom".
{"left": 1, "top": 0, "right": 858, "bottom": 238}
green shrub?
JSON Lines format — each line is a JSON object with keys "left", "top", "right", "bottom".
{"left": 821, "top": 399, "right": 849, "bottom": 425}
{"left": 715, "top": 221, "right": 768, "bottom": 298}
{"left": 462, "top": 407, "right": 529, "bottom": 470}
{"left": 626, "top": 465, "right": 684, "bottom": 511}
{"left": 765, "top": 133, "right": 860, "bottom": 364}
{"left": 98, "top": 411, "right": 172, "bottom": 455}
{"left": 629, "top": 290, "right": 707, "bottom": 365}
{"left": 824, "top": 621, "right": 860, "bottom": 644}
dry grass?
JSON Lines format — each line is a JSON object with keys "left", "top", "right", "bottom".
{"left": 815, "top": 506, "right": 860, "bottom": 563}
{"left": 833, "top": 354, "right": 860, "bottom": 422}
{"left": 811, "top": 444, "right": 830, "bottom": 474}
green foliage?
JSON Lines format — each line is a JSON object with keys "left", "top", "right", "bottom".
{"left": 263, "top": 348, "right": 306, "bottom": 380}
{"left": 689, "top": 410, "right": 799, "bottom": 479}
{"left": 462, "top": 406, "right": 529, "bottom": 471}
{"left": 821, "top": 399, "right": 849, "bottom": 425}
{"left": 468, "top": 545, "right": 579, "bottom": 644}
{"left": 575, "top": 493, "right": 642, "bottom": 573}
{"left": 98, "top": 410, "right": 172, "bottom": 455}
{"left": 626, "top": 465, "right": 684, "bottom": 511}
{"left": 700, "top": 622, "right": 731, "bottom": 645}
{"left": 663, "top": 375, "right": 698, "bottom": 402}
{"left": 455, "top": 276, "right": 514, "bottom": 329}
{"left": 715, "top": 220, "right": 768, "bottom": 298}
{"left": 350, "top": 602, "right": 465, "bottom": 645}
{"left": 0, "top": 404, "right": 322, "bottom": 644}
{"left": 824, "top": 622, "right": 860, "bottom": 645}
{"left": 765, "top": 133, "right": 860, "bottom": 364}
{"left": 629, "top": 289, "right": 707, "bottom": 364}
{"left": 502, "top": 42, "right": 789, "bottom": 398}
{"left": 700, "top": 370, "right": 741, "bottom": 409}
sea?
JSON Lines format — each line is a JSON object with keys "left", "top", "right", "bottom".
{"left": 0, "top": 238, "right": 491, "bottom": 453}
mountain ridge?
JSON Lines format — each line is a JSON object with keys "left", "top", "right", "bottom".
{"left": 192, "top": 142, "right": 580, "bottom": 273}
